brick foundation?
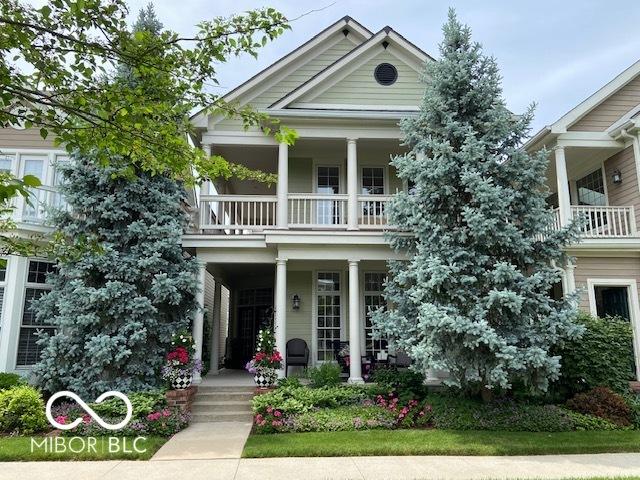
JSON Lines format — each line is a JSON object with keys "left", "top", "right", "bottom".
{"left": 253, "top": 387, "right": 276, "bottom": 396}
{"left": 166, "top": 386, "right": 198, "bottom": 412}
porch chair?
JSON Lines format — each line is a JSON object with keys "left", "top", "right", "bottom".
{"left": 285, "top": 338, "right": 309, "bottom": 376}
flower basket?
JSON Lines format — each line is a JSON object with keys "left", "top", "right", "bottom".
{"left": 171, "top": 372, "right": 193, "bottom": 390}
{"left": 162, "top": 331, "right": 202, "bottom": 390}
{"left": 246, "top": 328, "right": 282, "bottom": 389}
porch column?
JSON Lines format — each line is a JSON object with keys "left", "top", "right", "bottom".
{"left": 554, "top": 146, "right": 571, "bottom": 227}
{"left": 199, "top": 144, "right": 212, "bottom": 231}
{"left": 275, "top": 258, "right": 287, "bottom": 377}
{"left": 209, "top": 280, "right": 222, "bottom": 375}
{"left": 192, "top": 260, "right": 206, "bottom": 384}
{"left": 276, "top": 142, "right": 289, "bottom": 229}
{"left": 347, "top": 138, "right": 359, "bottom": 230}
{"left": 348, "top": 260, "right": 363, "bottom": 383}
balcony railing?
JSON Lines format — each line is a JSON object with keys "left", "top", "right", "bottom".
{"left": 18, "top": 185, "right": 65, "bottom": 225}
{"left": 199, "top": 195, "right": 277, "bottom": 231}
{"left": 197, "top": 194, "right": 393, "bottom": 232}
{"left": 288, "top": 194, "right": 348, "bottom": 228}
{"left": 571, "top": 205, "right": 636, "bottom": 238}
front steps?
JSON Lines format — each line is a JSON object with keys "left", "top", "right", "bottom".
{"left": 191, "top": 385, "right": 255, "bottom": 423}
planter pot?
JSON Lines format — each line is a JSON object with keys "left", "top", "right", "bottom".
{"left": 171, "top": 372, "right": 193, "bottom": 390}
{"left": 254, "top": 367, "right": 278, "bottom": 389}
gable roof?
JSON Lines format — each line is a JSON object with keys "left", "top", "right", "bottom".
{"left": 191, "top": 16, "right": 372, "bottom": 127}
{"left": 269, "top": 26, "right": 433, "bottom": 110}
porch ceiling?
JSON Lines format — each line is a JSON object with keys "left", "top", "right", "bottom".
{"left": 208, "top": 262, "right": 275, "bottom": 289}
{"left": 545, "top": 145, "right": 621, "bottom": 194}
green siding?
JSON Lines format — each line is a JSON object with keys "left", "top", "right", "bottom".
{"left": 288, "top": 157, "right": 312, "bottom": 193}
{"left": 286, "top": 271, "right": 313, "bottom": 348}
{"left": 300, "top": 50, "right": 424, "bottom": 107}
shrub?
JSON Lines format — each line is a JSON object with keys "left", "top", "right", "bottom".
{"left": 426, "top": 395, "right": 576, "bottom": 432}
{"left": 90, "top": 391, "right": 166, "bottom": 420}
{"left": 0, "top": 385, "right": 48, "bottom": 434}
{"left": 278, "top": 376, "right": 302, "bottom": 389}
{"left": 370, "top": 366, "right": 426, "bottom": 402}
{"left": 252, "top": 385, "right": 371, "bottom": 416}
{"left": 553, "top": 313, "right": 634, "bottom": 396}
{"left": 307, "top": 363, "right": 342, "bottom": 388}
{"left": 566, "top": 387, "right": 632, "bottom": 427}
{"left": 0, "top": 373, "right": 24, "bottom": 391}
{"left": 564, "top": 410, "right": 623, "bottom": 431}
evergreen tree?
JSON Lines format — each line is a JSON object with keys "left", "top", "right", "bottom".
{"left": 32, "top": 7, "right": 199, "bottom": 398}
{"left": 371, "top": 11, "right": 582, "bottom": 395}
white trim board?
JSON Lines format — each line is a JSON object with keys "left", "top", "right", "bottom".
{"left": 586, "top": 278, "right": 640, "bottom": 380}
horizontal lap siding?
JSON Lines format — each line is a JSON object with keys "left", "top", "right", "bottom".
{"left": 219, "top": 286, "right": 230, "bottom": 360}
{"left": 573, "top": 256, "right": 640, "bottom": 311}
{"left": 0, "top": 127, "right": 56, "bottom": 149}
{"left": 569, "top": 75, "right": 640, "bottom": 131}
{"left": 304, "top": 50, "right": 424, "bottom": 106}
{"left": 604, "top": 146, "right": 640, "bottom": 225}
{"left": 286, "top": 271, "right": 313, "bottom": 348}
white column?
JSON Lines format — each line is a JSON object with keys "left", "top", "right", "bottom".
{"left": 275, "top": 258, "right": 287, "bottom": 377}
{"left": 554, "top": 146, "right": 571, "bottom": 227}
{"left": 347, "top": 138, "right": 359, "bottom": 230}
{"left": 199, "top": 144, "right": 212, "bottom": 231}
{"left": 276, "top": 142, "right": 289, "bottom": 229}
{"left": 192, "top": 260, "right": 206, "bottom": 384}
{"left": 209, "top": 280, "right": 222, "bottom": 375}
{"left": 348, "top": 260, "right": 363, "bottom": 383}
{"left": 0, "top": 256, "right": 27, "bottom": 372}
{"left": 565, "top": 259, "right": 576, "bottom": 294}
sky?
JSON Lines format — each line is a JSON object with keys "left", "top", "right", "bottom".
{"left": 101, "top": 1, "right": 640, "bottom": 134}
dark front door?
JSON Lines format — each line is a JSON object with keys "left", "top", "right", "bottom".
{"left": 232, "top": 287, "right": 273, "bottom": 368}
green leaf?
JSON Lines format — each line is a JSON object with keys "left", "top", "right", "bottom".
{"left": 39, "top": 128, "right": 48, "bottom": 139}
{"left": 22, "top": 175, "right": 42, "bottom": 187}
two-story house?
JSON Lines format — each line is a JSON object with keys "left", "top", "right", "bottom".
{"left": 1, "top": 16, "right": 640, "bottom": 387}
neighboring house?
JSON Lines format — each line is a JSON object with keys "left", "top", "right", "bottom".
{"left": 0, "top": 16, "right": 639, "bottom": 386}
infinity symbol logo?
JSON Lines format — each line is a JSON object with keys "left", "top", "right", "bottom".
{"left": 45, "top": 391, "right": 133, "bottom": 431}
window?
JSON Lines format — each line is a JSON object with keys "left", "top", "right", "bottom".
{"left": 16, "top": 260, "right": 55, "bottom": 367}
{"left": 364, "top": 273, "right": 387, "bottom": 358}
{"left": 361, "top": 167, "right": 385, "bottom": 195}
{"left": 594, "top": 286, "right": 630, "bottom": 321}
{"left": 21, "top": 156, "right": 47, "bottom": 222}
{"left": 0, "top": 155, "right": 14, "bottom": 174}
{"left": 316, "top": 272, "right": 341, "bottom": 361}
{"left": 316, "top": 166, "right": 341, "bottom": 225}
{"left": 576, "top": 169, "right": 606, "bottom": 206}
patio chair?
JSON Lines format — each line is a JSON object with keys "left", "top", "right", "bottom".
{"left": 286, "top": 338, "right": 309, "bottom": 376}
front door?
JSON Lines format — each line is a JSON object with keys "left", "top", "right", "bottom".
{"left": 235, "top": 288, "right": 273, "bottom": 367}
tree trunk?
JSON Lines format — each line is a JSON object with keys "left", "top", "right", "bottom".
{"left": 480, "top": 386, "right": 494, "bottom": 403}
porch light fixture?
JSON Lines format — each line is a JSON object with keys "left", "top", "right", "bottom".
{"left": 612, "top": 169, "right": 622, "bottom": 184}
{"left": 292, "top": 294, "right": 301, "bottom": 310}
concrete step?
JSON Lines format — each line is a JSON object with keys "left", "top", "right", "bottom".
{"left": 197, "top": 385, "right": 255, "bottom": 394}
{"left": 191, "top": 401, "right": 252, "bottom": 414}
{"left": 195, "top": 392, "right": 254, "bottom": 402}
{"left": 191, "top": 411, "right": 253, "bottom": 423}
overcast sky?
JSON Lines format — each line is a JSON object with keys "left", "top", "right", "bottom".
{"left": 127, "top": 1, "right": 640, "bottom": 134}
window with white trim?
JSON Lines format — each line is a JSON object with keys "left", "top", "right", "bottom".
{"left": 576, "top": 168, "right": 606, "bottom": 206}
{"left": 16, "top": 260, "right": 55, "bottom": 366}
{"left": 0, "top": 154, "right": 14, "bottom": 174}
{"left": 316, "top": 272, "right": 341, "bottom": 361}
{"left": 361, "top": 167, "right": 385, "bottom": 195}
{"left": 364, "top": 272, "right": 387, "bottom": 358}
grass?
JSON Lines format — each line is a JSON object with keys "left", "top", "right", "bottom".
{"left": 0, "top": 436, "right": 167, "bottom": 461}
{"left": 242, "top": 429, "right": 640, "bottom": 458}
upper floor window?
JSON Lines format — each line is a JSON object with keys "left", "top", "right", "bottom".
{"left": 0, "top": 155, "right": 14, "bottom": 174}
{"left": 576, "top": 168, "right": 606, "bottom": 206}
{"left": 361, "top": 167, "right": 384, "bottom": 195}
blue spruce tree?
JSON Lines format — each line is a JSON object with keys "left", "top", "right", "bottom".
{"left": 371, "top": 11, "right": 582, "bottom": 395}
{"left": 33, "top": 6, "right": 199, "bottom": 398}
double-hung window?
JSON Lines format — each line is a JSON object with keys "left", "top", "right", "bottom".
{"left": 16, "top": 260, "right": 55, "bottom": 366}
{"left": 363, "top": 272, "right": 387, "bottom": 358}
{"left": 316, "top": 272, "right": 342, "bottom": 361}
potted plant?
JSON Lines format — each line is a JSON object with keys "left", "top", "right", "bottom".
{"left": 245, "top": 328, "right": 282, "bottom": 389}
{"left": 162, "top": 331, "right": 202, "bottom": 390}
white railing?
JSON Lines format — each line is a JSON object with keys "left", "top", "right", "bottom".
{"left": 358, "top": 195, "right": 391, "bottom": 228}
{"left": 571, "top": 205, "right": 636, "bottom": 238}
{"left": 288, "top": 194, "right": 348, "bottom": 228}
{"left": 19, "top": 185, "right": 65, "bottom": 225}
{"left": 199, "top": 194, "right": 277, "bottom": 230}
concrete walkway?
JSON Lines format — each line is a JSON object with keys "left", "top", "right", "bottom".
{"left": 3, "top": 453, "right": 640, "bottom": 480}
{"left": 151, "top": 421, "right": 252, "bottom": 460}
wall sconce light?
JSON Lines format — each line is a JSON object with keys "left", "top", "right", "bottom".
{"left": 292, "top": 294, "right": 301, "bottom": 310}
{"left": 612, "top": 169, "right": 622, "bottom": 184}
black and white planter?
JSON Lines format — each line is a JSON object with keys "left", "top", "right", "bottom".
{"left": 171, "top": 373, "right": 193, "bottom": 390}
{"left": 253, "top": 367, "right": 278, "bottom": 389}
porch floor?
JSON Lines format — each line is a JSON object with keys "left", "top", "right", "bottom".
{"left": 200, "top": 369, "right": 254, "bottom": 387}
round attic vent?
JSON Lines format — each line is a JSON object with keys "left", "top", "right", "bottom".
{"left": 374, "top": 63, "right": 398, "bottom": 86}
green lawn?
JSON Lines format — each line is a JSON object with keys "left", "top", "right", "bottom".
{"left": 0, "top": 436, "right": 167, "bottom": 461}
{"left": 243, "top": 429, "right": 640, "bottom": 458}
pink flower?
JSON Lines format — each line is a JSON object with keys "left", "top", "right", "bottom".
{"left": 55, "top": 415, "right": 67, "bottom": 425}
{"left": 255, "top": 414, "right": 264, "bottom": 423}
{"left": 147, "top": 412, "right": 162, "bottom": 421}
{"left": 274, "top": 410, "right": 282, "bottom": 417}
{"left": 266, "top": 406, "right": 273, "bottom": 413}
{"left": 162, "top": 409, "right": 171, "bottom": 418}
{"left": 82, "top": 414, "right": 91, "bottom": 424}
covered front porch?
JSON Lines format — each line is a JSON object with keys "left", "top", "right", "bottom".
{"left": 190, "top": 254, "right": 392, "bottom": 384}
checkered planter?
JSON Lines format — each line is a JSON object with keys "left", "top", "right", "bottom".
{"left": 171, "top": 373, "right": 193, "bottom": 390}
{"left": 254, "top": 367, "right": 278, "bottom": 389}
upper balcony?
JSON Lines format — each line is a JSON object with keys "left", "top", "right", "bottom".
{"left": 193, "top": 138, "right": 404, "bottom": 235}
